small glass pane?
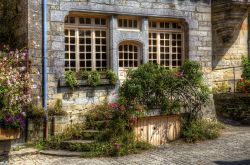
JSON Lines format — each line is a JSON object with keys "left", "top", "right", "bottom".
{"left": 69, "top": 17, "right": 75, "bottom": 24}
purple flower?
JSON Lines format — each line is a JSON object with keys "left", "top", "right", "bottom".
{"left": 15, "top": 113, "right": 26, "bottom": 129}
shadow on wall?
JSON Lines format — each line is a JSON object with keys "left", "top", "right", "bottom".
{"left": 214, "top": 160, "right": 250, "bottom": 165}
{"left": 212, "top": 3, "right": 249, "bottom": 69}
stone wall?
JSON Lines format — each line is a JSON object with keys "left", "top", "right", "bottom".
{"left": 214, "top": 93, "right": 250, "bottom": 125}
{"left": 27, "top": 0, "right": 43, "bottom": 103}
{"left": 212, "top": 2, "right": 249, "bottom": 90}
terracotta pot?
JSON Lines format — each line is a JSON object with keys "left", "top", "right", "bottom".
{"left": 0, "top": 128, "right": 20, "bottom": 141}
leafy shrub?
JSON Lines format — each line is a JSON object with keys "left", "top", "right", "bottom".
{"left": 26, "top": 103, "right": 45, "bottom": 119}
{"left": 80, "top": 70, "right": 101, "bottom": 87}
{"left": 242, "top": 57, "right": 250, "bottom": 80}
{"left": 65, "top": 70, "right": 79, "bottom": 89}
{"left": 106, "top": 70, "right": 118, "bottom": 85}
{"left": 48, "top": 99, "right": 67, "bottom": 116}
{"left": 35, "top": 123, "right": 86, "bottom": 150}
{"left": 237, "top": 79, "right": 250, "bottom": 93}
{"left": 182, "top": 120, "right": 225, "bottom": 143}
{"left": 212, "top": 82, "right": 230, "bottom": 94}
{"left": 38, "top": 102, "right": 152, "bottom": 157}
{"left": 119, "top": 61, "right": 209, "bottom": 119}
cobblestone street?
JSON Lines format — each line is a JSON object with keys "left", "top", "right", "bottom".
{"left": 8, "top": 125, "right": 250, "bottom": 165}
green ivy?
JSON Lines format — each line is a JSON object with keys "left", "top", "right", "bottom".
{"left": 65, "top": 70, "right": 79, "bottom": 89}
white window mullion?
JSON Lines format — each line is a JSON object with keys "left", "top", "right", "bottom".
{"left": 75, "top": 29, "right": 80, "bottom": 71}
{"left": 157, "top": 32, "right": 161, "bottom": 65}
{"left": 92, "top": 30, "right": 96, "bottom": 70}
{"left": 170, "top": 32, "right": 173, "bottom": 69}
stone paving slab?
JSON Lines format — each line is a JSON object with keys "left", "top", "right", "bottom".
{"left": 8, "top": 125, "right": 250, "bottom": 165}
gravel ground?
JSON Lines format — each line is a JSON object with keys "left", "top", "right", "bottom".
{"left": 8, "top": 125, "right": 250, "bottom": 165}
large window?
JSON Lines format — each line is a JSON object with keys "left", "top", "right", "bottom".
{"left": 119, "top": 43, "right": 140, "bottom": 68}
{"left": 64, "top": 15, "right": 108, "bottom": 71}
{"left": 149, "top": 20, "right": 184, "bottom": 69}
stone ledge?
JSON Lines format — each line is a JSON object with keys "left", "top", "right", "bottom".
{"left": 9, "top": 148, "right": 38, "bottom": 158}
{"left": 40, "top": 150, "right": 82, "bottom": 157}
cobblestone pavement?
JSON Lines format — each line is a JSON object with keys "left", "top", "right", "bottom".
{"left": 9, "top": 125, "right": 250, "bottom": 165}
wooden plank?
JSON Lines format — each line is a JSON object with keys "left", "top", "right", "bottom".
{"left": 134, "top": 115, "right": 181, "bottom": 146}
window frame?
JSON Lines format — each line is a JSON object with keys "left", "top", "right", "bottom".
{"left": 117, "top": 16, "right": 141, "bottom": 31}
{"left": 64, "top": 15, "right": 109, "bottom": 71}
{"left": 148, "top": 19, "right": 185, "bottom": 69}
{"left": 118, "top": 41, "right": 141, "bottom": 69}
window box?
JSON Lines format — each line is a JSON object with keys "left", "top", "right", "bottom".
{"left": 0, "top": 128, "right": 20, "bottom": 141}
{"left": 59, "top": 77, "right": 111, "bottom": 87}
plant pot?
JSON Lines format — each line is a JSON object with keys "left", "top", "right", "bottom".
{"left": 0, "top": 140, "right": 11, "bottom": 162}
{"left": 0, "top": 128, "right": 20, "bottom": 141}
{"left": 0, "top": 129, "right": 20, "bottom": 162}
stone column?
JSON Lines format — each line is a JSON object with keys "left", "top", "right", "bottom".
{"left": 141, "top": 17, "right": 149, "bottom": 64}
{"left": 110, "top": 15, "right": 118, "bottom": 75}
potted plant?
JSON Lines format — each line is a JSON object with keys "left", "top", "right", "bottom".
{"left": 48, "top": 99, "right": 68, "bottom": 136}
{"left": 0, "top": 46, "right": 32, "bottom": 155}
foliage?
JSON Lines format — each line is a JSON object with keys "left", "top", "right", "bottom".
{"left": 35, "top": 123, "right": 86, "bottom": 150}
{"left": 0, "top": 0, "right": 21, "bottom": 47}
{"left": 237, "top": 79, "right": 250, "bottom": 93}
{"left": 26, "top": 103, "right": 45, "bottom": 119}
{"left": 212, "top": 82, "right": 230, "bottom": 94}
{"left": 0, "top": 46, "right": 32, "bottom": 129}
{"left": 80, "top": 70, "right": 101, "bottom": 87}
{"left": 182, "top": 119, "right": 225, "bottom": 143}
{"left": 65, "top": 70, "right": 79, "bottom": 89}
{"left": 119, "top": 61, "right": 209, "bottom": 120}
{"left": 242, "top": 57, "right": 250, "bottom": 80}
{"left": 48, "top": 99, "right": 67, "bottom": 116}
{"left": 38, "top": 101, "right": 152, "bottom": 157}
{"left": 85, "top": 102, "right": 152, "bottom": 157}
{"left": 105, "top": 70, "right": 118, "bottom": 85}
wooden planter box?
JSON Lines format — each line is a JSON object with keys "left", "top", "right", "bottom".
{"left": 0, "top": 128, "right": 20, "bottom": 141}
{"left": 134, "top": 115, "right": 181, "bottom": 146}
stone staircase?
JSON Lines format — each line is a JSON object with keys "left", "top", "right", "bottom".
{"left": 40, "top": 119, "right": 109, "bottom": 157}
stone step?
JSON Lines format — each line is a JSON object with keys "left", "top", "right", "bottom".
{"left": 40, "top": 149, "right": 101, "bottom": 158}
{"left": 40, "top": 150, "right": 82, "bottom": 157}
{"left": 60, "top": 140, "right": 96, "bottom": 152}
{"left": 82, "top": 130, "right": 102, "bottom": 140}
{"left": 63, "top": 140, "right": 95, "bottom": 144}
{"left": 86, "top": 120, "right": 110, "bottom": 130}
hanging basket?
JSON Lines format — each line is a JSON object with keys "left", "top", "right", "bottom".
{"left": 0, "top": 128, "right": 20, "bottom": 141}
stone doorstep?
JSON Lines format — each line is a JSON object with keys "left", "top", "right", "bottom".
{"left": 62, "top": 140, "right": 95, "bottom": 144}
{"left": 84, "top": 130, "right": 100, "bottom": 133}
{"left": 9, "top": 148, "right": 38, "bottom": 158}
{"left": 39, "top": 150, "right": 82, "bottom": 157}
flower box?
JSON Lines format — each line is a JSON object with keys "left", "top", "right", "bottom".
{"left": 0, "top": 128, "right": 20, "bottom": 141}
{"left": 59, "top": 78, "right": 111, "bottom": 87}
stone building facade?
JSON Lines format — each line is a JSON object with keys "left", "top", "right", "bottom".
{"left": 1, "top": 0, "right": 250, "bottom": 126}
{"left": 32, "top": 0, "right": 213, "bottom": 118}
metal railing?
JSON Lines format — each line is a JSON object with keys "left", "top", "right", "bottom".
{"left": 213, "top": 66, "right": 243, "bottom": 93}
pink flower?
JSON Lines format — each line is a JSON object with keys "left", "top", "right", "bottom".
{"left": 114, "top": 143, "right": 120, "bottom": 150}
{"left": 109, "top": 103, "right": 119, "bottom": 109}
